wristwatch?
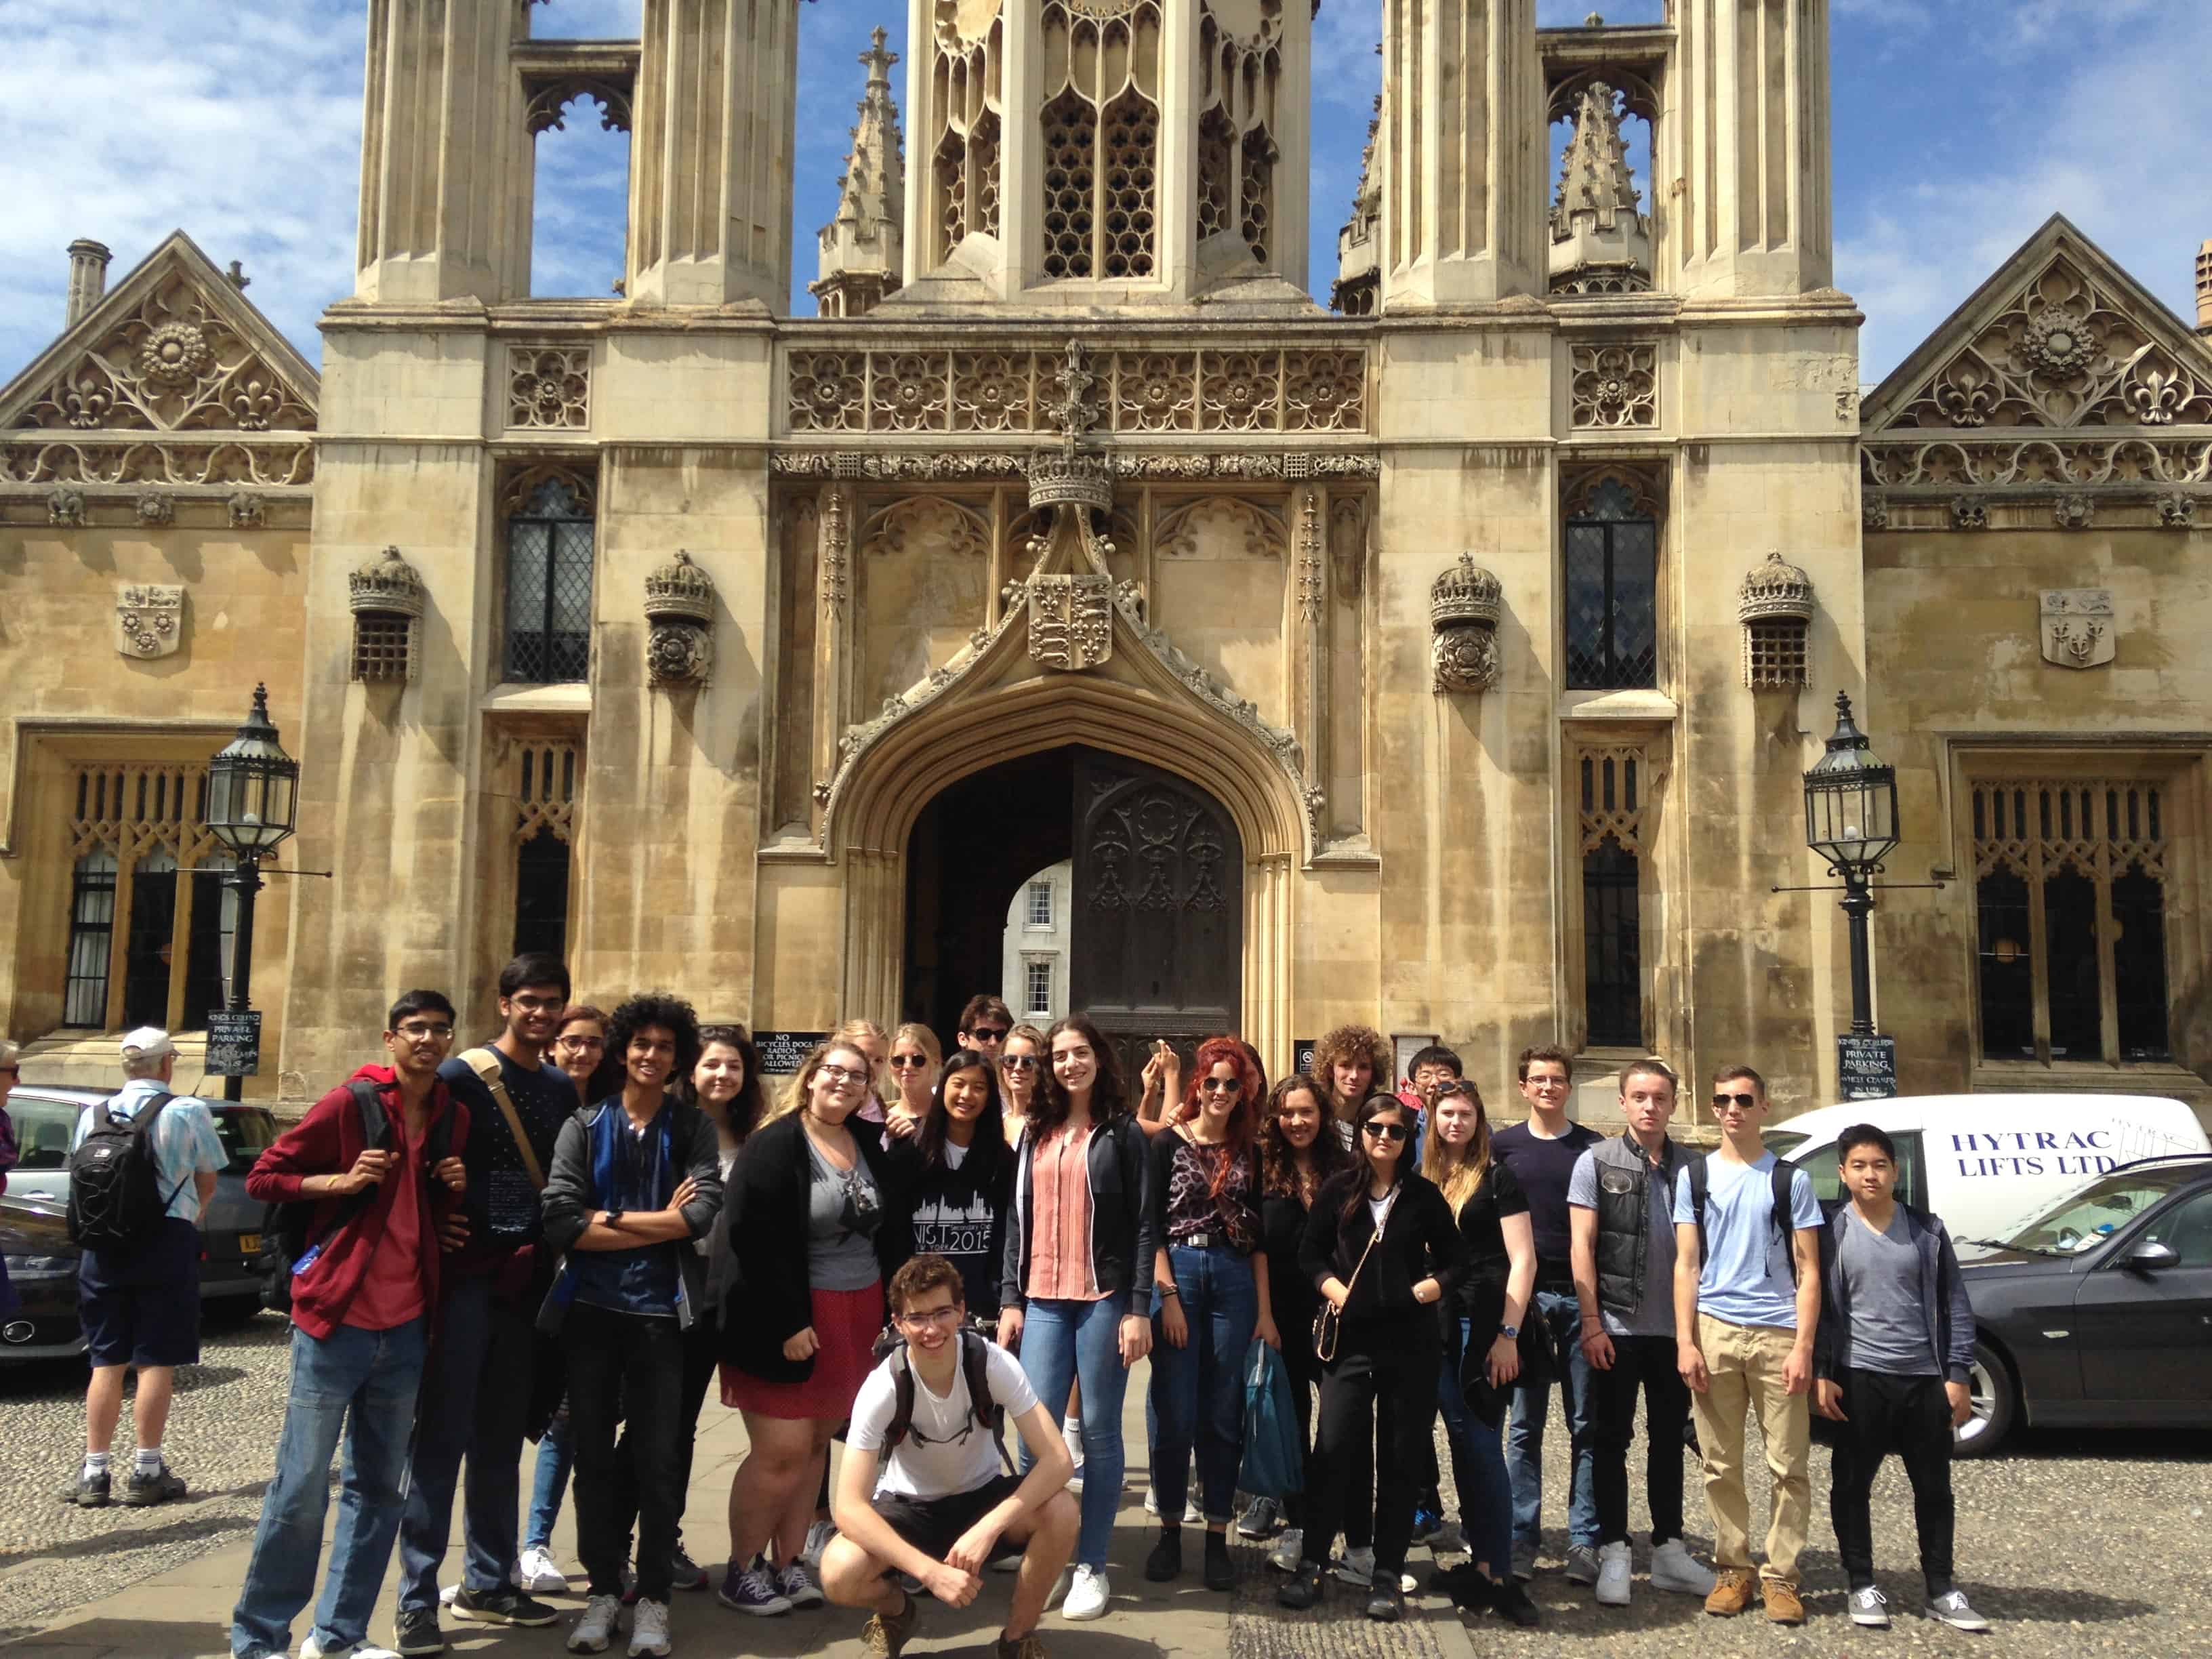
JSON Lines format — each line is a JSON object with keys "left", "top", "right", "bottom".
{"left": 1498, "top": 1323, "right": 1520, "bottom": 1340}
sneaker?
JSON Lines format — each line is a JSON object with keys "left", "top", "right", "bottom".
{"left": 996, "top": 1635, "right": 1048, "bottom": 1659}
{"left": 120, "top": 1465, "right": 187, "bottom": 1507}
{"left": 1183, "top": 1496, "right": 1203, "bottom": 1525}
{"left": 1849, "top": 1585, "right": 1892, "bottom": 1628}
{"left": 1763, "top": 1580, "right": 1806, "bottom": 1625}
{"left": 1275, "top": 1562, "right": 1324, "bottom": 1610}
{"left": 392, "top": 1607, "right": 445, "bottom": 1656}
{"left": 520, "top": 1547, "right": 570, "bottom": 1595}
{"left": 1490, "top": 1576, "right": 1543, "bottom": 1627}
{"left": 780, "top": 1560, "right": 825, "bottom": 1609}
{"left": 1065, "top": 1472, "right": 1084, "bottom": 1496}
{"left": 1412, "top": 1506, "right": 1442, "bottom": 1542}
{"left": 63, "top": 1469, "right": 110, "bottom": 1508}
{"left": 717, "top": 1557, "right": 793, "bottom": 1616}
{"left": 1420, "top": 1519, "right": 1465, "bottom": 1553}
{"left": 669, "top": 1545, "right": 707, "bottom": 1593}
{"left": 1510, "top": 1540, "right": 1537, "bottom": 1582}
{"left": 1202, "top": 1530, "right": 1234, "bottom": 1593}
{"left": 1332, "top": 1545, "right": 1375, "bottom": 1588}
{"left": 628, "top": 1597, "right": 670, "bottom": 1658}
{"left": 861, "top": 1589, "right": 920, "bottom": 1658}
{"left": 444, "top": 1565, "right": 524, "bottom": 1605}
{"left": 800, "top": 1519, "right": 838, "bottom": 1570}
{"left": 303, "top": 1637, "right": 403, "bottom": 1659}
{"left": 1144, "top": 1526, "right": 1183, "bottom": 1582}
{"left": 451, "top": 1587, "right": 559, "bottom": 1627}
{"left": 1143, "top": 1487, "right": 1159, "bottom": 1517}
{"left": 1704, "top": 1567, "right": 1757, "bottom": 1618}
{"left": 567, "top": 1594, "right": 621, "bottom": 1654}
{"left": 1595, "top": 1541, "right": 1631, "bottom": 1607}
{"left": 1364, "top": 1580, "right": 1405, "bottom": 1622}
{"left": 1650, "top": 1539, "right": 1717, "bottom": 1597}
{"left": 1237, "top": 1496, "right": 1282, "bottom": 1539}
{"left": 991, "top": 1551, "right": 1023, "bottom": 1573}
{"left": 1268, "top": 1528, "right": 1305, "bottom": 1573}
{"left": 1925, "top": 1590, "right": 1990, "bottom": 1633}
{"left": 1563, "top": 1542, "right": 1599, "bottom": 1585}
{"left": 1061, "top": 1565, "right": 1110, "bottom": 1620}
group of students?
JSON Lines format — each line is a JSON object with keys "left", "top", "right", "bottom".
{"left": 56, "top": 956, "right": 1989, "bottom": 1659}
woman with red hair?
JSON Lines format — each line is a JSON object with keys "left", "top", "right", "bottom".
{"left": 1141, "top": 1036, "right": 1278, "bottom": 1591}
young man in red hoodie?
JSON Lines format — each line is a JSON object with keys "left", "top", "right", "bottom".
{"left": 228, "top": 991, "right": 468, "bottom": 1659}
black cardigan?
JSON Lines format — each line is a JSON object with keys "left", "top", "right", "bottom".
{"left": 715, "top": 1110, "right": 903, "bottom": 1383}
{"left": 1298, "top": 1168, "right": 1466, "bottom": 1332}
{"left": 1000, "top": 1113, "right": 1157, "bottom": 1318}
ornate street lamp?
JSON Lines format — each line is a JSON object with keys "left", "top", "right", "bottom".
{"left": 1803, "top": 691, "right": 1899, "bottom": 1037}
{"left": 204, "top": 684, "right": 299, "bottom": 1100}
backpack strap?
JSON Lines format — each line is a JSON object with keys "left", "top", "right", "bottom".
{"left": 130, "top": 1092, "right": 194, "bottom": 1215}
{"left": 960, "top": 1327, "right": 995, "bottom": 1423}
{"left": 1771, "top": 1160, "right": 1801, "bottom": 1288}
{"left": 884, "top": 1330, "right": 996, "bottom": 1453}
{"left": 886, "top": 1342, "right": 918, "bottom": 1450}
{"left": 462, "top": 1046, "right": 545, "bottom": 1191}
{"left": 1689, "top": 1153, "right": 1711, "bottom": 1272}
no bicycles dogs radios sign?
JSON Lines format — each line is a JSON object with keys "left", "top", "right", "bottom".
{"left": 756, "top": 1031, "right": 830, "bottom": 1076}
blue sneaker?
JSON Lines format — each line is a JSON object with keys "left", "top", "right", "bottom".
{"left": 717, "top": 1557, "right": 794, "bottom": 1617}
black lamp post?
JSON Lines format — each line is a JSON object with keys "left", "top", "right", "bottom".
{"left": 204, "top": 684, "right": 299, "bottom": 1101}
{"left": 1802, "top": 691, "right": 1900, "bottom": 1036}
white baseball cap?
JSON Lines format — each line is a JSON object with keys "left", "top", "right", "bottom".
{"left": 119, "top": 1027, "right": 176, "bottom": 1062}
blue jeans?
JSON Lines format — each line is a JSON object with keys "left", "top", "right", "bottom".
{"left": 525, "top": 1408, "right": 573, "bottom": 1553}
{"left": 1149, "top": 1244, "right": 1258, "bottom": 1523}
{"left": 1507, "top": 1289, "right": 1597, "bottom": 1551}
{"left": 1017, "top": 1295, "right": 1131, "bottom": 1569}
{"left": 1438, "top": 1317, "right": 1513, "bottom": 1576}
{"left": 396, "top": 1271, "right": 535, "bottom": 1612}
{"left": 231, "top": 1317, "right": 428, "bottom": 1658}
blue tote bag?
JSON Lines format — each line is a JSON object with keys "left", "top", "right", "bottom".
{"left": 1235, "top": 1338, "right": 1305, "bottom": 1499}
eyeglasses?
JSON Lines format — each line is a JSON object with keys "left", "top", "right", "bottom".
{"left": 889, "top": 1054, "right": 930, "bottom": 1069}
{"left": 1361, "top": 1122, "right": 1410, "bottom": 1141}
{"left": 896, "top": 1305, "right": 962, "bottom": 1329}
{"left": 1713, "top": 1091, "right": 1759, "bottom": 1110}
{"left": 1000, "top": 1054, "right": 1038, "bottom": 1071}
{"left": 1199, "top": 1077, "right": 1242, "bottom": 1095}
{"left": 509, "top": 994, "right": 565, "bottom": 1012}
{"left": 394, "top": 1023, "right": 455, "bottom": 1040}
{"left": 817, "top": 1065, "right": 867, "bottom": 1088}
{"left": 556, "top": 1034, "right": 605, "bottom": 1050}
{"left": 966, "top": 1027, "right": 1009, "bottom": 1043}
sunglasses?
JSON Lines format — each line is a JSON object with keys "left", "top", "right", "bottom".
{"left": 1199, "top": 1077, "right": 1242, "bottom": 1094}
{"left": 1713, "top": 1091, "right": 1760, "bottom": 1110}
{"left": 889, "top": 1054, "right": 930, "bottom": 1069}
{"left": 1361, "top": 1121, "right": 1410, "bottom": 1141}
{"left": 1001, "top": 1054, "right": 1038, "bottom": 1071}
{"left": 966, "top": 1027, "right": 1009, "bottom": 1042}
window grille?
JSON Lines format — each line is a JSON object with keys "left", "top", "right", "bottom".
{"left": 1564, "top": 478, "right": 1658, "bottom": 691}
{"left": 504, "top": 472, "right": 595, "bottom": 683}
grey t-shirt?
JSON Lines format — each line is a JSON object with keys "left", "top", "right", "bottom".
{"left": 1839, "top": 1207, "right": 1937, "bottom": 1376}
{"left": 1566, "top": 1147, "right": 1678, "bottom": 1339}
{"left": 807, "top": 1136, "right": 884, "bottom": 1292}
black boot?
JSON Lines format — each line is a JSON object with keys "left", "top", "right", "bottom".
{"left": 1489, "top": 1575, "right": 1542, "bottom": 1628}
{"left": 1145, "top": 1524, "right": 1183, "bottom": 1582}
{"left": 1365, "top": 1579, "right": 1406, "bottom": 1622}
{"left": 1276, "top": 1561, "right": 1326, "bottom": 1610}
{"left": 1203, "top": 1529, "right": 1235, "bottom": 1592}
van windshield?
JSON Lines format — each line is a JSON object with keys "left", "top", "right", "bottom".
{"left": 2003, "top": 1164, "right": 2198, "bottom": 1256}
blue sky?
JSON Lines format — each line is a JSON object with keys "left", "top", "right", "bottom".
{"left": 2, "top": 0, "right": 2207, "bottom": 387}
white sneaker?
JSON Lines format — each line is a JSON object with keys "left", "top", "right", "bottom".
{"left": 569, "top": 1594, "right": 622, "bottom": 1654}
{"left": 1595, "top": 1541, "right": 1632, "bottom": 1607}
{"left": 1332, "top": 1545, "right": 1375, "bottom": 1587}
{"left": 800, "top": 1519, "right": 837, "bottom": 1569}
{"left": 1564, "top": 1542, "right": 1600, "bottom": 1584}
{"left": 302, "top": 1639, "right": 401, "bottom": 1659}
{"left": 1849, "top": 1586, "right": 1892, "bottom": 1628}
{"left": 1182, "top": 1496, "right": 1203, "bottom": 1525}
{"left": 1268, "top": 1528, "right": 1305, "bottom": 1572}
{"left": 1650, "top": 1538, "right": 1718, "bottom": 1597}
{"left": 1061, "top": 1565, "right": 1111, "bottom": 1620}
{"left": 626, "top": 1597, "right": 670, "bottom": 1658}
{"left": 991, "top": 1550, "right": 1023, "bottom": 1573}
{"left": 1143, "top": 1487, "right": 1160, "bottom": 1517}
{"left": 520, "top": 1546, "right": 569, "bottom": 1595}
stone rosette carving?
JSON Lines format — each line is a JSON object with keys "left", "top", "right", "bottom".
{"left": 1028, "top": 573, "right": 1114, "bottom": 671}
{"left": 138, "top": 322, "right": 211, "bottom": 388}
{"left": 115, "top": 583, "right": 184, "bottom": 658}
{"left": 643, "top": 550, "right": 716, "bottom": 689}
{"left": 1429, "top": 552, "right": 1503, "bottom": 695}
{"left": 46, "top": 486, "right": 86, "bottom": 527}
{"left": 135, "top": 490, "right": 174, "bottom": 526}
{"left": 348, "top": 546, "right": 427, "bottom": 620}
{"left": 227, "top": 491, "right": 265, "bottom": 529}
{"left": 2039, "top": 588, "right": 2115, "bottom": 670}
{"left": 507, "top": 346, "right": 591, "bottom": 430}
{"left": 1570, "top": 342, "right": 1658, "bottom": 430}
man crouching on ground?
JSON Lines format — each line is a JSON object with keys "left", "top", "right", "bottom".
{"left": 820, "top": 1253, "right": 1078, "bottom": 1659}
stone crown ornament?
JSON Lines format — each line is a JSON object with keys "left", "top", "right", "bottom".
{"left": 348, "top": 546, "right": 426, "bottom": 619}
{"left": 1736, "top": 550, "right": 1816, "bottom": 625}
{"left": 1430, "top": 552, "right": 1503, "bottom": 629}
{"left": 644, "top": 549, "right": 716, "bottom": 624}
{"left": 1025, "top": 449, "right": 1115, "bottom": 513}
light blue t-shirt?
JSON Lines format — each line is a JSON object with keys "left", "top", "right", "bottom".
{"left": 70, "top": 1079, "right": 226, "bottom": 1224}
{"left": 1672, "top": 1152, "right": 1820, "bottom": 1330}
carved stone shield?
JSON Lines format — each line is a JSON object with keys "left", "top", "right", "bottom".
{"left": 2039, "top": 588, "right": 2114, "bottom": 670}
{"left": 1028, "top": 573, "right": 1113, "bottom": 672}
{"left": 115, "top": 583, "right": 184, "bottom": 659}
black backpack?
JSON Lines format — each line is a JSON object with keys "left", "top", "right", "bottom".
{"left": 882, "top": 1326, "right": 1002, "bottom": 1456}
{"left": 66, "top": 1092, "right": 186, "bottom": 1252}
{"left": 259, "top": 1079, "right": 454, "bottom": 1313}
{"left": 1686, "top": 1154, "right": 1803, "bottom": 1288}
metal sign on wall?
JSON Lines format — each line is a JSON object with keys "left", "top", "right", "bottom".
{"left": 756, "top": 1030, "right": 830, "bottom": 1076}
{"left": 1837, "top": 1033, "right": 1898, "bottom": 1102}
{"left": 205, "top": 1010, "right": 263, "bottom": 1078}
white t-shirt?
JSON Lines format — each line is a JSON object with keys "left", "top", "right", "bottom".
{"left": 848, "top": 1337, "right": 1038, "bottom": 1500}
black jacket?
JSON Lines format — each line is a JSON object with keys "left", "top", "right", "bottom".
{"left": 1000, "top": 1113, "right": 1157, "bottom": 1318}
{"left": 714, "top": 1111, "right": 902, "bottom": 1383}
{"left": 1812, "top": 1200, "right": 1976, "bottom": 1385}
{"left": 538, "top": 1096, "right": 724, "bottom": 1332}
{"left": 1300, "top": 1168, "right": 1466, "bottom": 1336}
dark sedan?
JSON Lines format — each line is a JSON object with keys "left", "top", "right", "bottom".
{"left": 1954, "top": 1155, "right": 2212, "bottom": 1456}
{"left": 0, "top": 1190, "right": 86, "bottom": 1359}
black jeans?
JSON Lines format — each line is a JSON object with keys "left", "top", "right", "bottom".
{"left": 1828, "top": 1369, "right": 1956, "bottom": 1597}
{"left": 614, "top": 1305, "right": 720, "bottom": 1554}
{"left": 1586, "top": 1333, "right": 1692, "bottom": 1547}
{"left": 568, "top": 1304, "right": 685, "bottom": 1601}
{"left": 1281, "top": 1331, "right": 1370, "bottom": 1544}
{"left": 1303, "top": 1319, "right": 1437, "bottom": 1574}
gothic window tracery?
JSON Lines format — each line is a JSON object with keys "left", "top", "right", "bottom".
{"left": 501, "top": 463, "right": 597, "bottom": 684}
{"left": 1194, "top": 0, "right": 1281, "bottom": 270}
{"left": 1040, "top": 0, "right": 1162, "bottom": 280}
{"left": 930, "top": 0, "right": 1004, "bottom": 264}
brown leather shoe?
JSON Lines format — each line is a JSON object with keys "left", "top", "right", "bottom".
{"left": 1763, "top": 1580, "right": 1806, "bottom": 1625}
{"left": 1704, "top": 1568, "right": 1757, "bottom": 1616}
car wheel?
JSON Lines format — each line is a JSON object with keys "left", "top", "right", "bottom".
{"left": 1952, "top": 1341, "right": 2015, "bottom": 1458}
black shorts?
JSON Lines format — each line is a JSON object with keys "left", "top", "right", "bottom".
{"left": 872, "top": 1473, "right": 1027, "bottom": 1565}
{"left": 79, "top": 1217, "right": 203, "bottom": 1368}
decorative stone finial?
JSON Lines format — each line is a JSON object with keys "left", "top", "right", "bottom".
{"left": 1430, "top": 553, "right": 1504, "bottom": 694}
{"left": 1330, "top": 94, "right": 1383, "bottom": 316}
{"left": 808, "top": 26, "right": 907, "bottom": 319}
{"left": 348, "top": 546, "right": 427, "bottom": 619}
{"left": 1549, "top": 82, "right": 1653, "bottom": 295}
{"left": 1736, "top": 550, "right": 1816, "bottom": 625}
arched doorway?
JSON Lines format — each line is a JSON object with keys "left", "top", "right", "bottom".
{"left": 903, "top": 745, "right": 1244, "bottom": 1077}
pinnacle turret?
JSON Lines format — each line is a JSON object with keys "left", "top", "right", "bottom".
{"left": 1549, "top": 81, "right": 1653, "bottom": 294}
{"left": 811, "top": 26, "right": 907, "bottom": 317}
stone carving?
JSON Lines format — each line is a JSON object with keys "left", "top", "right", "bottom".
{"left": 781, "top": 344, "right": 1370, "bottom": 435}
{"left": 1570, "top": 342, "right": 1658, "bottom": 429}
{"left": 1737, "top": 551, "right": 1816, "bottom": 691}
{"left": 1949, "top": 495, "right": 1988, "bottom": 530}
{"left": 116, "top": 583, "right": 184, "bottom": 658}
{"left": 523, "top": 79, "right": 631, "bottom": 136}
{"left": 2, "top": 438, "right": 313, "bottom": 488}
{"left": 508, "top": 346, "right": 591, "bottom": 430}
{"left": 46, "top": 486, "right": 85, "bottom": 527}
{"left": 2158, "top": 493, "right": 2196, "bottom": 527}
{"left": 643, "top": 550, "right": 716, "bottom": 690}
{"left": 1329, "top": 497, "right": 1368, "bottom": 598}
{"left": 869, "top": 497, "right": 991, "bottom": 561}
{"left": 1296, "top": 489, "right": 1324, "bottom": 622}
{"left": 1549, "top": 81, "right": 1652, "bottom": 295}
{"left": 1429, "top": 552, "right": 1503, "bottom": 695}
{"left": 1861, "top": 492, "right": 1889, "bottom": 531}
{"left": 820, "top": 486, "right": 851, "bottom": 617}
{"left": 2051, "top": 493, "right": 2095, "bottom": 530}
{"left": 1864, "top": 436, "right": 2212, "bottom": 493}
{"left": 226, "top": 491, "right": 265, "bottom": 528}
{"left": 135, "top": 490, "right": 174, "bottom": 526}
{"left": 1329, "top": 94, "right": 1381, "bottom": 316}
{"left": 2039, "top": 588, "right": 2115, "bottom": 670}
{"left": 1029, "top": 573, "right": 1115, "bottom": 670}
{"left": 348, "top": 546, "right": 427, "bottom": 619}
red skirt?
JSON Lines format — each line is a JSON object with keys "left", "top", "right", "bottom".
{"left": 721, "top": 1282, "right": 882, "bottom": 1420}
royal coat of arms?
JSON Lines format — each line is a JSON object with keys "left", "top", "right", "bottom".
{"left": 1028, "top": 573, "right": 1113, "bottom": 672}
{"left": 115, "top": 583, "right": 185, "bottom": 659}
{"left": 2039, "top": 588, "right": 2114, "bottom": 670}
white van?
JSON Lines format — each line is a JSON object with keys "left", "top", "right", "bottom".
{"left": 1761, "top": 1093, "right": 2211, "bottom": 1246}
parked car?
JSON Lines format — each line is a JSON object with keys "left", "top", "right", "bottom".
{"left": 0, "top": 1190, "right": 87, "bottom": 1361}
{"left": 1764, "top": 1092, "right": 2209, "bottom": 1245}
{"left": 3, "top": 1085, "right": 276, "bottom": 1320}
{"left": 1948, "top": 1154, "right": 2212, "bottom": 1456}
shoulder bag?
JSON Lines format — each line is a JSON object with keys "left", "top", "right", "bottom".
{"left": 1312, "top": 1190, "right": 1393, "bottom": 1363}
